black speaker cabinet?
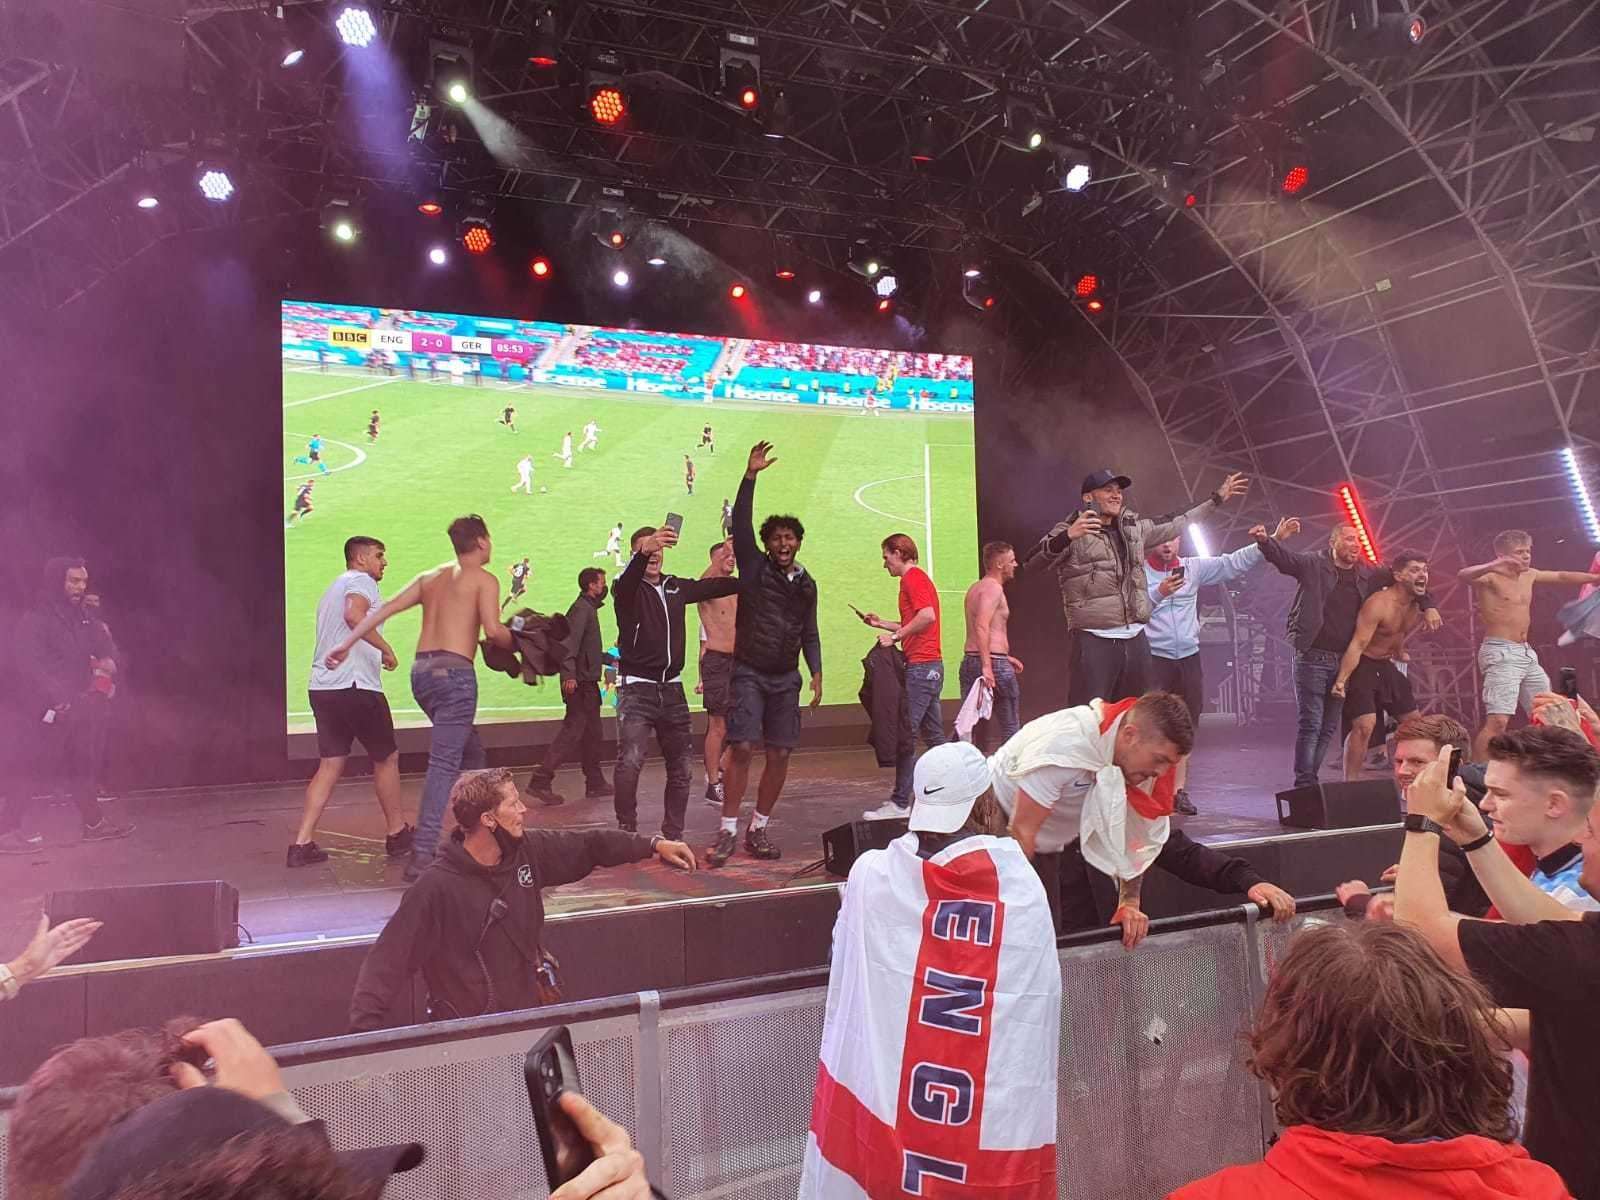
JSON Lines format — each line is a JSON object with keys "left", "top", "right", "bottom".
{"left": 47, "top": 881, "right": 240, "bottom": 963}
{"left": 1275, "top": 780, "right": 1401, "bottom": 830}
{"left": 822, "top": 817, "right": 909, "bottom": 877}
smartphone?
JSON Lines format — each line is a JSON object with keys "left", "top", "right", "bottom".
{"left": 1171, "top": 564, "right": 1186, "bottom": 580}
{"left": 1447, "top": 747, "right": 1462, "bottom": 789}
{"left": 1559, "top": 666, "right": 1580, "bottom": 700}
{"left": 525, "top": 1027, "right": 595, "bottom": 1188}
{"left": 663, "top": 512, "right": 684, "bottom": 537}
{"left": 847, "top": 602, "right": 868, "bottom": 622}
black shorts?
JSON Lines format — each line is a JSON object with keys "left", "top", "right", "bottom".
{"left": 1341, "top": 657, "right": 1416, "bottom": 737}
{"left": 701, "top": 649, "right": 735, "bottom": 717}
{"left": 309, "top": 450, "right": 321, "bottom": 462}
{"left": 308, "top": 686, "right": 397, "bottom": 760}
{"left": 727, "top": 663, "right": 802, "bottom": 749}
{"left": 1150, "top": 652, "right": 1204, "bottom": 725}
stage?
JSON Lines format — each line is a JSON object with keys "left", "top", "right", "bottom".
{"left": 1, "top": 720, "right": 1337, "bottom": 952}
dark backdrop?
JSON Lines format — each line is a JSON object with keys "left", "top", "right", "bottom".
{"left": 0, "top": 216, "right": 1184, "bottom": 788}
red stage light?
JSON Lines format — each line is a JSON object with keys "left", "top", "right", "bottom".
{"left": 1184, "top": 192, "right": 1198, "bottom": 208}
{"left": 1408, "top": 16, "right": 1426, "bottom": 44}
{"left": 775, "top": 269, "right": 795, "bottom": 280}
{"left": 417, "top": 200, "right": 443, "bottom": 216}
{"left": 877, "top": 297, "right": 892, "bottom": 312}
{"left": 590, "top": 86, "right": 626, "bottom": 126}
{"left": 982, "top": 295, "right": 995, "bottom": 309}
{"left": 1073, "top": 273, "right": 1099, "bottom": 298}
{"left": 529, "top": 53, "right": 557, "bottom": 67}
{"left": 740, "top": 87, "right": 759, "bottom": 109}
{"left": 729, "top": 282, "right": 747, "bottom": 299}
{"left": 1085, "top": 297, "right": 1105, "bottom": 313}
{"left": 1336, "top": 483, "right": 1381, "bottom": 565}
{"left": 607, "top": 230, "right": 626, "bottom": 249}
{"left": 462, "top": 224, "right": 493, "bottom": 254}
{"left": 530, "top": 256, "right": 551, "bottom": 278}
{"left": 1281, "top": 164, "right": 1309, "bottom": 195}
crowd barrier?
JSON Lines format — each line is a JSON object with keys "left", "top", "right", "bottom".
{"left": 0, "top": 897, "right": 1340, "bottom": 1200}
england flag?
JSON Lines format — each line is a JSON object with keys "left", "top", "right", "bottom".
{"left": 800, "top": 833, "right": 1060, "bottom": 1199}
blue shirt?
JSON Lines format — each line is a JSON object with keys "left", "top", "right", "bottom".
{"left": 1143, "top": 543, "right": 1265, "bottom": 660}
{"left": 1531, "top": 847, "right": 1600, "bottom": 912}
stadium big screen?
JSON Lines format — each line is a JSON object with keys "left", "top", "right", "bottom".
{"left": 282, "top": 301, "right": 976, "bottom": 732}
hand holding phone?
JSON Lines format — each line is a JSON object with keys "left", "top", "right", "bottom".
{"left": 1560, "top": 666, "right": 1580, "bottom": 699}
{"left": 526, "top": 1027, "right": 596, "bottom": 1188}
{"left": 663, "top": 512, "right": 684, "bottom": 537}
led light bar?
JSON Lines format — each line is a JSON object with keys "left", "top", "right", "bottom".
{"left": 1336, "top": 483, "right": 1380, "bottom": 565}
{"left": 1562, "top": 447, "right": 1600, "bottom": 544}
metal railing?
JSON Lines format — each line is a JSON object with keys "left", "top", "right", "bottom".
{"left": 0, "top": 898, "right": 1342, "bottom": 1200}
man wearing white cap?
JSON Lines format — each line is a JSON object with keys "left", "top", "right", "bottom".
{"left": 991, "top": 691, "right": 1194, "bottom": 947}
{"left": 801, "top": 743, "right": 1060, "bottom": 1200}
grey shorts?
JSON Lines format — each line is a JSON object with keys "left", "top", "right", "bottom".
{"left": 1478, "top": 638, "right": 1550, "bottom": 717}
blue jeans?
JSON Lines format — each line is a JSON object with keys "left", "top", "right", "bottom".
{"left": 411, "top": 658, "right": 484, "bottom": 864}
{"left": 958, "top": 653, "right": 1021, "bottom": 753}
{"left": 891, "top": 660, "right": 947, "bottom": 806}
{"left": 1292, "top": 649, "right": 1341, "bottom": 788}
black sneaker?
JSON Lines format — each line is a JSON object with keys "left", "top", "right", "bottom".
{"left": 585, "top": 781, "right": 614, "bottom": 799}
{"left": 1174, "top": 789, "right": 1198, "bottom": 816}
{"left": 286, "top": 841, "right": 330, "bottom": 868}
{"left": 384, "top": 825, "right": 415, "bottom": 858}
{"left": 704, "top": 779, "right": 725, "bottom": 808}
{"left": 707, "top": 829, "right": 736, "bottom": 868}
{"left": 618, "top": 820, "right": 637, "bottom": 833}
{"left": 82, "top": 818, "right": 135, "bottom": 842}
{"left": 526, "top": 785, "right": 566, "bottom": 807}
{"left": 403, "top": 852, "right": 429, "bottom": 883}
{"left": 744, "top": 826, "right": 781, "bottom": 861}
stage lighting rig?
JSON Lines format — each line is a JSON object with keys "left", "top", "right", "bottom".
{"left": 431, "top": 43, "right": 474, "bottom": 106}
{"left": 1331, "top": 0, "right": 1425, "bottom": 58}
{"left": 334, "top": 4, "right": 376, "bottom": 48}
{"left": 847, "top": 240, "right": 885, "bottom": 280}
{"left": 321, "top": 197, "right": 361, "bottom": 244}
{"left": 1070, "top": 272, "right": 1100, "bottom": 299}
{"left": 592, "top": 205, "right": 630, "bottom": 249}
{"left": 962, "top": 275, "right": 996, "bottom": 312}
{"left": 1156, "top": 164, "right": 1200, "bottom": 210}
{"left": 763, "top": 89, "right": 790, "bottom": 139}
{"left": 459, "top": 195, "right": 494, "bottom": 254}
{"left": 1336, "top": 483, "right": 1381, "bottom": 564}
{"left": 527, "top": 4, "right": 560, "bottom": 67}
{"left": 530, "top": 255, "right": 553, "bottom": 278}
{"left": 196, "top": 163, "right": 236, "bottom": 202}
{"left": 719, "top": 33, "right": 761, "bottom": 113}
{"left": 1562, "top": 448, "right": 1600, "bottom": 545}
{"left": 910, "top": 114, "right": 938, "bottom": 164}
{"left": 1274, "top": 132, "right": 1311, "bottom": 197}
{"left": 1056, "top": 144, "right": 1093, "bottom": 193}
{"left": 585, "top": 50, "right": 628, "bottom": 126}
{"left": 1002, "top": 97, "right": 1047, "bottom": 152}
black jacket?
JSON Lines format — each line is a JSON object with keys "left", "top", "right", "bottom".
{"left": 611, "top": 554, "right": 738, "bottom": 683}
{"left": 17, "top": 557, "right": 112, "bottom": 714}
{"left": 1056, "top": 828, "right": 1266, "bottom": 932}
{"left": 348, "top": 827, "right": 656, "bottom": 1031}
{"left": 731, "top": 473, "right": 822, "bottom": 676}
{"left": 1255, "top": 535, "right": 1437, "bottom": 653}
{"left": 561, "top": 594, "right": 607, "bottom": 684}
{"left": 859, "top": 642, "right": 913, "bottom": 767}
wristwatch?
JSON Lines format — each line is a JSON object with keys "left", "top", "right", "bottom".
{"left": 1460, "top": 830, "right": 1496, "bottom": 853}
{"left": 1402, "top": 814, "right": 1445, "bottom": 837}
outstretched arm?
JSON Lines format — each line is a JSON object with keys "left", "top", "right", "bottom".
{"left": 330, "top": 576, "right": 424, "bottom": 663}
{"left": 1534, "top": 569, "right": 1600, "bottom": 587}
{"left": 1458, "top": 557, "right": 1515, "bottom": 583}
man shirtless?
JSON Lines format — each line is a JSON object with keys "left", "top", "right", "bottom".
{"left": 1331, "top": 550, "right": 1431, "bottom": 781}
{"left": 960, "top": 541, "right": 1024, "bottom": 751}
{"left": 697, "top": 540, "right": 738, "bottom": 806}
{"left": 329, "top": 514, "right": 515, "bottom": 880}
{"left": 1459, "top": 529, "right": 1600, "bottom": 759}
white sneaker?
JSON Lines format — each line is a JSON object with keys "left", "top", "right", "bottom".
{"left": 862, "top": 801, "right": 910, "bottom": 821}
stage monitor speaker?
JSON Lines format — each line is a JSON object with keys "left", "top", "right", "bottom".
{"left": 1275, "top": 780, "right": 1400, "bottom": 830}
{"left": 47, "top": 881, "right": 239, "bottom": 963}
{"left": 822, "top": 817, "right": 908, "bottom": 878}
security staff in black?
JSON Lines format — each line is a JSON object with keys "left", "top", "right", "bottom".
{"left": 526, "top": 567, "right": 614, "bottom": 807}
{"left": 349, "top": 767, "right": 695, "bottom": 1031}
{"left": 610, "top": 525, "right": 739, "bottom": 840}
{"left": 710, "top": 441, "right": 824, "bottom": 868}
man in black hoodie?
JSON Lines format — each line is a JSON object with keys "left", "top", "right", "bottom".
{"left": 610, "top": 525, "right": 740, "bottom": 840}
{"left": 2, "top": 558, "right": 134, "bottom": 853}
{"left": 349, "top": 767, "right": 695, "bottom": 1030}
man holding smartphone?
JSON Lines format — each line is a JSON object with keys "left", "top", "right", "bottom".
{"left": 1143, "top": 519, "right": 1296, "bottom": 814}
{"left": 609, "top": 520, "right": 740, "bottom": 841}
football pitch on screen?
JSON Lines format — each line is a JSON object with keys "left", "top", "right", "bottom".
{"left": 283, "top": 369, "right": 978, "bottom": 729}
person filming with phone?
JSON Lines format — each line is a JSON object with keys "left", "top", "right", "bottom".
{"left": 1031, "top": 468, "right": 1250, "bottom": 709}
{"left": 610, "top": 521, "right": 740, "bottom": 841}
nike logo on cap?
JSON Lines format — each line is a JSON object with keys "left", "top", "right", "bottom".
{"left": 923, "top": 785, "right": 946, "bottom": 795}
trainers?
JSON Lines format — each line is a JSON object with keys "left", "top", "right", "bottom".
{"left": 862, "top": 801, "right": 910, "bottom": 821}
{"left": 82, "top": 818, "right": 135, "bottom": 842}
{"left": 744, "top": 826, "right": 782, "bottom": 861}
{"left": 707, "top": 829, "right": 737, "bottom": 868}
{"left": 0, "top": 831, "right": 44, "bottom": 855}
{"left": 385, "top": 824, "right": 415, "bottom": 858}
{"left": 1173, "top": 789, "right": 1198, "bottom": 816}
{"left": 704, "top": 779, "right": 725, "bottom": 808}
{"left": 526, "top": 785, "right": 566, "bottom": 807}
{"left": 618, "top": 820, "right": 637, "bottom": 833}
{"left": 286, "top": 841, "right": 330, "bottom": 868}
{"left": 585, "top": 781, "right": 614, "bottom": 799}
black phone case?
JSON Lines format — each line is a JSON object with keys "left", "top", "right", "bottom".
{"left": 524, "top": 1027, "right": 597, "bottom": 1188}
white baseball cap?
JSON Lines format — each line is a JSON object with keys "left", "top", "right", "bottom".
{"left": 909, "top": 742, "right": 993, "bottom": 834}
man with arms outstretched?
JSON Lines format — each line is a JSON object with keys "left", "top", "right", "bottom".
{"left": 1461, "top": 529, "right": 1600, "bottom": 760}
{"left": 1331, "top": 550, "right": 1432, "bottom": 781}
{"left": 328, "top": 514, "right": 515, "bottom": 880}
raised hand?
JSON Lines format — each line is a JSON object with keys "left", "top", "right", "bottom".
{"left": 1216, "top": 471, "right": 1250, "bottom": 502}
{"left": 746, "top": 441, "right": 778, "bottom": 476}
{"left": 1273, "top": 517, "right": 1301, "bottom": 540}
{"left": 1067, "top": 510, "right": 1102, "bottom": 539}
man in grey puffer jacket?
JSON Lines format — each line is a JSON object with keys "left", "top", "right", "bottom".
{"left": 1034, "top": 467, "right": 1250, "bottom": 708}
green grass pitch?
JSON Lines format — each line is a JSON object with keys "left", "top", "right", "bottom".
{"left": 283, "top": 368, "right": 977, "bottom": 729}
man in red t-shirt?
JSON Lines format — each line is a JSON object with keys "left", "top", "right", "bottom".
{"left": 860, "top": 533, "right": 946, "bottom": 819}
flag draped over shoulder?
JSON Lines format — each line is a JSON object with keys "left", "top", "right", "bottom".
{"left": 800, "top": 833, "right": 1061, "bottom": 1199}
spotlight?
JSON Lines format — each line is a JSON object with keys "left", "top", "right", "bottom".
{"left": 720, "top": 35, "right": 761, "bottom": 113}
{"left": 877, "top": 297, "right": 893, "bottom": 313}
{"left": 136, "top": 193, "right": 159, "bottom": 210}
{"left": 590, "top": 85, "right": 625, "bottom": 125}
{"left": 763, "top": 89, "right": 790, "bottom": 139}
{"left": 1072, "top": 273, "right": 1099, "bottom": 298}
{"left": 334, "top": 5, "right": 376, "bottom": 48}
{"left": 1057, "top": 144, "right": 1093, "bottom": 192}
{"left": 528, "top": 4, "right": 560, "bottom": 67}
{"left": 1336, "top": 483, "right": 1381, "bottom": 564}
{"left": 960, "top": 251, "right": 984, "bottom": 280}
{"left": 873, "top": 273, "right": 898, "bottom": 299}
{"left": 1157, "top": 165, "right": 1199, "bottom": 210}
{"left": 775, "top": 269, "right": 795, "bottom": 280}
{"left": 847, "top": 242, "right": 885, "bottom": 279}
{"left": 461, "top": 220, "right": 493, "bottom": 254}
{"left": 962, "top": 275, "right": 995, "bottom": 312}
{"left": 608, "top": 230, "right": 626, "bottom": 248}
{"left": 1275, "top": 133, "right": 1311, "bottom": 196}
{"left": 1188, "top": 525, "right": 1213, "bottom": 557}
{"left": 429, "top": 246, "right": 448, "bottom": 265}
{"left": 806, "top": 288, "right": 823, "bottom": 305}
{"left": 1332, "top": 5, "right": 1426, "bottom": 57}
{"left": 530, "top": 256, "right": 552, "bottom": 278}
{"left": 592, "top": 206, "right": 630, "bottom": 249}
{"left": 1281, "top": 163, "right": 1309, "bottom": 194}
{"left": 1003, "top": 97, "right": 1047, "bottom": 152}
{"left": 322, "top": 197, "right": 361, "bottom": 244}
{"left": 910, "top": 114, "right": 938, "bottom": 164}
{"left": 646, "top": 256, "right": 667, "bottom": 267}
{"left": 729, "top": 282, "right": 748, "bottom": 299}
{"left": 612, "top": 268, "right": 631, "bottom": 288}
{"left": 1562, "top": 447, "right": 1600, "bottom": 544}
{"left": 280, "top": 46, "right": 305, "bottom": 68}
{"left": 963, "top": 265, "right": 982, "bottom": 279}
{"left": 417, "top": 200, "right": 443, "bottom": 217}
{"left": 333, "top": 220, "right": 356, "bottom": 242}
{"left": 586, "top": 51, "right": 627, "bottom": 126}
{"left": 197, "top": 167, "right": 235, "bottom": 202}
{"left": 445, "top": 79, "right": 469, "bottom": 104}
{"left": 1085, "top": 298, "right": 1105, "bottom": 313}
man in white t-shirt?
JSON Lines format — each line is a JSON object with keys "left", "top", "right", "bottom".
{"left": 512, "top": 455, "right": 534, "bottom": 495}
{"left": 290, "top": 536, "right": 413, "bottom": 868}
{"left": 579, "top": 420, "right": 601, "bottom": 452}
{"left": 989, "top": 691, "right": 1193, "bottom": 946}
{"left": 555, "top": 431, "right": 574, "bottom": 469}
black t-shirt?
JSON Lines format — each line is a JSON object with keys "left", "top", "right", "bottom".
{"left": 1311, "top": 567, "right": 1362, "bottom": 652}
{"left": 1457, "top": 912, "right": 1600, "bottom": 1198}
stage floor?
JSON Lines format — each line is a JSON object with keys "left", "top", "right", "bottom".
{"left": 0, "top": 721, "right": 1320, "bottom": 953}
